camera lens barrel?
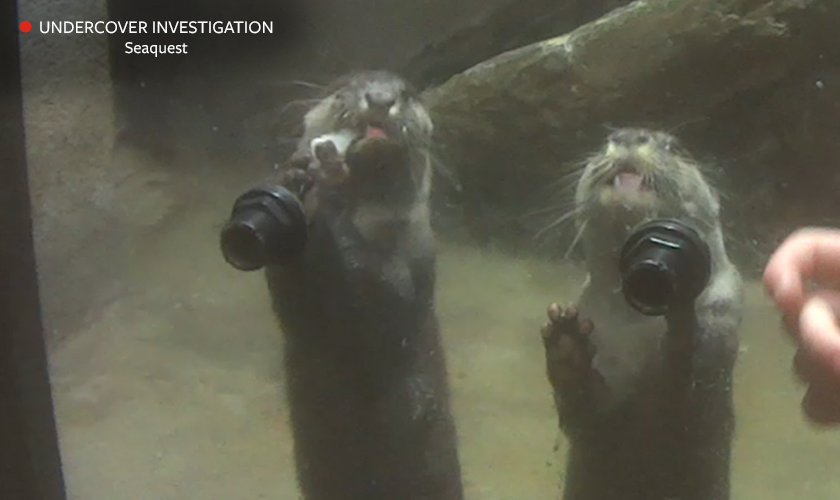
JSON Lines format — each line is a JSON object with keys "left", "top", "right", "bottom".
{"left": 618, "top": 219, "right": 711, "bottom": 316}
{"left": 219, "top": 185, "right": 308, "bottom": 271}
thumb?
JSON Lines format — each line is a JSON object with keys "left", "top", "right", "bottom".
{"left": 798, "top": 290, "right": 840, "bottom": 381}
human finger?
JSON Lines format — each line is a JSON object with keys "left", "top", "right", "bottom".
{"left": 763, "top": 228, "right": 840, "bottom": 318}
{"left": 801, "top": 382, "right": 840, "bottom": 426}
{"left": 797, "top": 291, "right": 840, "bottom": 382}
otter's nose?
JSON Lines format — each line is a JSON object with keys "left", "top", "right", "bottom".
{"left": 610, "top": 129, "right": 651, "bottom": 146}
{"left": 364, "top": 90, "right": 397, "bottom": 111}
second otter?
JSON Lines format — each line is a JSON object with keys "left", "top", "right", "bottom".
{"left": 266, "top": 71, "right": 464, "bottom": 500}
{"left": 540, "top": 128, "right": 743, "bottom": 500}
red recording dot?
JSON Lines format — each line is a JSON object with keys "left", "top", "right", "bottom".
{"left": 20, "top": 21, "right": 32, "bottom": 33}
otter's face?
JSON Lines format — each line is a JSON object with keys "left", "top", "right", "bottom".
{"left": 303, "top": 70, "right": 433, "bottom": 148}
{"left": 575, "top": 128, "right": 719, "bottom": 224}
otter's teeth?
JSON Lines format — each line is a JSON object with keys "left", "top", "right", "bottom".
{"left": 613, "top": 172, "right": 644, "bottom": 192}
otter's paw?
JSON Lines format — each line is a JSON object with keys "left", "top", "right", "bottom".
{"left": 311, "top": 138, "right": 349, "bottom": 186}
{"left": 278, "top": 166, "right": 315, "bottom": 198}
{"left": 540, "top": 303, "right": 597, "bottom": 395}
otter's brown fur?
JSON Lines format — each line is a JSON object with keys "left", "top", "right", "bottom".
{"left": 541, "top": 128, "right": 743, "bottom": 500}
{"left": 265, "top": 70, "right": 464, "bottom": 500}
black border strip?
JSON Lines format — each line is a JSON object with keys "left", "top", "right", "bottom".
{"left": 0, "top": 5, "right": 68, "bottom": 500}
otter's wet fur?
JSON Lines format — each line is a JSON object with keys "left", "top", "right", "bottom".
{"left": 265, "top": 70, "right": 464, "bottom": 500}
{"left": 540, "top": 128, "right": 743, "bottom": 500}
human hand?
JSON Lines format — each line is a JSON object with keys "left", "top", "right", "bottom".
{"left": 763, "top": 227, "right": 840, "bottom": 425}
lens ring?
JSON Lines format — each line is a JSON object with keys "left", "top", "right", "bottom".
{"left": 619, "top": 219, "right": 711, "bottom": 316}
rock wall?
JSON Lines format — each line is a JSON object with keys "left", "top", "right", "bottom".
{"left": 18, "top": 0, "right": 176, "bottom": 342}
{"left": 422, "top": 0, "right": 840, "bottom": 276}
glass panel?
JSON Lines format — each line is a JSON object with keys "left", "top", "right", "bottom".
{"left": 15, "top": 0, "right": 840, "bottom": 498}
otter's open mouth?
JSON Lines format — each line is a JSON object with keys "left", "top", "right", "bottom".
{"left": 610, "top": 167, "right": 651, "bottom": 194}
{"left": 364, "top": 125, "right": 389, "bottom": 140}
{"left": 354, "top": 113, "right": 404, "bottom": 142}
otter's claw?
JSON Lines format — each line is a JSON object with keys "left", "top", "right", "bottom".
{"left": 312, "top": 139, "right": 350, "bottom": 186}
{"left": 278, "top": 166, "right": 315, "bottom": 198}
{"left": 541, "top": 303, "right": 597, "bottom": 395}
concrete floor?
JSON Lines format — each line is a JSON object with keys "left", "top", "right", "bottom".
{"left": 45, "top": 172, "right": 840, "bottom": 500}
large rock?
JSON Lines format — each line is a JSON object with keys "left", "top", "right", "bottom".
{"left": 422, "top": 0, "right": 840, "bottom": 273}
{"left": 401, "top": 0, "right": 633, "bottom": 89}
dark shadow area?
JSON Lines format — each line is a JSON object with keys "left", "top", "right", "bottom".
{"left": 0, "top": 0, "right": 67, "bottom": 497}
{"left": 107, "top": 0, "right": 310, "bottom": 163}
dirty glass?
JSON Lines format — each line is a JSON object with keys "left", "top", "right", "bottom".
{"left": 16, "top": 0, "right": 840, "bottom": 498}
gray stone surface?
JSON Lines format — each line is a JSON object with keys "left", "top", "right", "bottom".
{"left": 401, "top": 0, "right": 632, "bottom": 88}
{"left": 421, "top": 0, "right": 840, "bottom": 271}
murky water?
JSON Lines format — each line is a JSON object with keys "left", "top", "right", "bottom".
{"left": 45, "top": 167, "right": 840, "bottom": 500}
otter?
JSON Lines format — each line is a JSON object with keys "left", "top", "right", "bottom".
{"left": 539, "top": 128, "right": 744, "bottom": 500}
{"left": 265, "top": 70, "right": 464, "bottom": 500}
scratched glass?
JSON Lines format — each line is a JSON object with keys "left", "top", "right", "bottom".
{"left": 16, "top": 0, "right": 840, "bottom": 498}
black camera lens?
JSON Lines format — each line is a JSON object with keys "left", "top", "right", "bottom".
{"left": 618, "top": 219, "right": 711, "bottom": 316}
{"left": 220, "top": 185, "right": 308, "bottom": 271}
